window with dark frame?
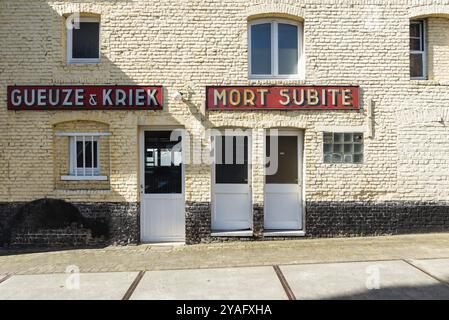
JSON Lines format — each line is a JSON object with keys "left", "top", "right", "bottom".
{"left": 323, "top": 132, "right": 364, "bottom": 164}
{"left": 410, "top": 20, "right": 426, "bottom": 79}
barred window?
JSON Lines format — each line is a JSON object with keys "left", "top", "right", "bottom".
{"left": 55, "top": 132, "right": 110, "bottom": 181}
{"left": 323, "top": 132, "right": 364, "bottom": 164}
{"left": 70, "top": 135, "right": 100, "bottom": 176}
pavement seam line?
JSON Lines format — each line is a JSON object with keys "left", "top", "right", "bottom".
{"left": 402, "top": 259, "right": 449, "bottom": 288}
{"left": 273, "top": 265, "right": 296, "bottom": 300}
{"left": 122, "top": 271, "right": 145, "bottom": 300}
{"left": 0, "top": 274, "right": 11, "bottom": 284}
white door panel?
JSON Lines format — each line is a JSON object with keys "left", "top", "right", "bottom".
{"left": 212, "top": 133, "right": 252, "bottom": 231}
{"left": 213, "top": 185, "right": 251, "bottom": 230}
{"left": 140, "top": 130, "right": 185, "bottom": 242}
{"left": 141, "top": 195, "right": 185, "bottom": 242}
{"left": 264, "top": 132, "right": 303, "bottom": 230}
{"left": 265, "top": 185, "right": 301, "bottom": 229}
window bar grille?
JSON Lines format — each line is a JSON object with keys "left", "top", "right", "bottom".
{"left": 74, "top": 136, "right": 78, "bottom": 177}
{"left": 83, "top": 135, "right": 86, "bottom": 176}
{"left": 91, "top": 135, "right": 94, "bottom": 177}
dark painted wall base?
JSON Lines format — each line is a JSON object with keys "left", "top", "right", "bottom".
{"left": 306, "top": 201, "right": 449, "bottom": 237}
{"left": 2, "top": 200, "right": 449, "bottom": 247}
{"left": 186, "top": 201, "right": 449, "bottom": 244}
{"left": 0, "top": 201, "right": 139, "bottom": 247}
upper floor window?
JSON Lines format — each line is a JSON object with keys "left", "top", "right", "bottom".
{"left": 410, "top": 20, "right": 426, "bottom": 79}
{"left": 67, "top": 16, "right": 100, "bottom": 64}
{"left": 248, "top": 19, "right": 303, "bottom": 79}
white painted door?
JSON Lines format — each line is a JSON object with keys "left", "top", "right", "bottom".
{"left": 264, "top": 131, "right": 303, "bottom": 230}
{"left": 140, "top": 130, "right": 185, "bottom": 242}
{"left": 212, "top": 133, "right": 252, "bottom": 230}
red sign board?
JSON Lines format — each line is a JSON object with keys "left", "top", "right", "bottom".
{"left": 7, "top": 85, "right": 163, "bottom": 110}
{"left": 207, "top": 86, "right": 359, "bottom": 110}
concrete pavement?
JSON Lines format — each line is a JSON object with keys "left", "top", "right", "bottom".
{"left": 2, "top": 233, "right": 449, "bottom": 276}
{"left": 0, "top": 258, "right": 449, "bottom": 300}
{"left": 281, "top": 260, "right": 449, "bottom": 300}
{"left": 130, "top": 266, "right": 287, "bottom": 300}
{"left": 2, "top": 233, "right": 449, "bottom": 299}
{"left": 0, "top": 272, "right": 138, "bottom": 300}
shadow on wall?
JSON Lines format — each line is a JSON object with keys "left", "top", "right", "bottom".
{"left": 2, "top": 198, "right": 109, "bottom": 249}
{"left": 0, "top": 1, "right": 193, "bottom": 248}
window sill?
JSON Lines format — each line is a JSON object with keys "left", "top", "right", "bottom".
{"left": 263, "top": 230, "right": 305, "bottom": 237}
{"left": 54, "top": 188, "right": 111, "bottom": 193}
{"left": 61, "top": 175, "right": 108, "bottom": 181}
{"left": 211, "top": 230, "right": 253, "bottom": 237}
{"left": 410, "top": 79, "right": 449, "bottom": 86}
{"left": 67, "top": 59, "right": 101, "bottom": 65}
{"left": 249, "top": 76, "right": 305, "bottom": 82}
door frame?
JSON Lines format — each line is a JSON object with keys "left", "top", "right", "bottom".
{"left": 139, "top": 126, "right": 186, "bottom": 242}
{"left": 211, "top": 129, "right": 253, "bottom": 231}
{"left": 263, "top": 129, "right": 306, "bottom": 232}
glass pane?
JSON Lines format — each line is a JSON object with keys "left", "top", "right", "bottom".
{"left": 410, "top": 53, "right": 424, "bottom": 78}
{"left": 93, "top": 141, "right": 98, "bottom": 167}
{"left": 334, "top": 133, "right": 344, "bottom": 143}
{"left": 324, "top": 154, "right": 332, "bottom": 163}
{"left": 410, "top": 38, "right": 421, "bottom": 51}
{"left": 251, "top": 23, "right": 271, "bottom": 74}
{"left": 353, "top": 133, "right": 363, "bottom": 143}
{"left": 353, "top": 154, "right": 363, "bottom": 163}
{"left": 266, "top": 135, "right": 298, "bottom": 184}
{"left": 333, "top": 144, "right": 343, "bottom": 153}
{"left": 410, "top": 23, "right": 421, "bottom": 38}
{"left": 332, "top": 154, "right": 342, "bottom": 163}
{"left": 144, "top": 131, "right": 182, "bottom": 194}
{"left": 76, "top": 141, "right": 83, "bottom": 168}
{"left": 216, "top": 136, "right": 248, "bottom": 184}
{"left": 344, "top": 144, "right": 352, "bottom": 153}
{"left": 354, "top": 144, "right": 363, "bottom": 154}
{"left": 344, "top": 155, "right": 353, "bottom": 163}
{"left": 344, "top": 133, "right": 352, "bottom": 142}
{"left": 278, "top": 23, "right": 298, "bottom": 75}
{"left": 323, "top": 133, "right": 333, "bottom": 143}
{"left": 73, "top": 22, "right": 100, "bottom": 59}
{"left": 85, "top": 140, "right": 93, "bottom": 168}
{"left": 323, "top": 144, "right": 331, "bottom": 153}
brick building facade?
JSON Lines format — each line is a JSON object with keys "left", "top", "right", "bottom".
{"left": 1, "top": 0, "right": 449, "bottom": 246}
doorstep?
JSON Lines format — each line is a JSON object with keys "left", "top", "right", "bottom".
{"left": 263, "top": 230, "right": 305, "bottom": 237}
{"left": 211, "top": 230, "right": 253, "bottom": 237}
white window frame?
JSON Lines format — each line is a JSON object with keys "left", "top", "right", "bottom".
{"left": 248, "top": 18, "right": 304, "bottom": 80}
{"left": 66, "top": 16, "right": 101, "bottom": 64}
{"left": 55, "top": 132, "right": 109, "bottom": 181}
{"left": 410, "top": 19, "right": 427, "bottom": 80}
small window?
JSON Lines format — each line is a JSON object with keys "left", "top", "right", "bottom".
{"left": 64, "top": 135, "right": 106, "bottom": 180}
{"left": 323, "top": 132, "right": 364, "bottom": 164}
{"left": 67, "top": 16, "right": 100, "bottom": 64}
{"left": 249, "top": 19, "right": 302, "bottom": 79}
{"left": 410, "top": 20, "right": 426, "bottom": 79}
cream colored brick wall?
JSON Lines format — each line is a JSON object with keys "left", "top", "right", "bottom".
{"left": 427, "top": 17, "right": 449, "bottom": 82}
{"left": 0, "top": 0, "right": 449, "bottom": 206}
